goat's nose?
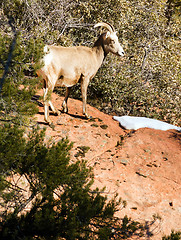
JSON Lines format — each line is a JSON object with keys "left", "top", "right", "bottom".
{"left": 118, "top": 50, "right": 124, "bottom": 56}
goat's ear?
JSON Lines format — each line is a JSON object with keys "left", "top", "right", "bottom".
{"left": 105, "top": 31, "right": 111, "bottom": 39}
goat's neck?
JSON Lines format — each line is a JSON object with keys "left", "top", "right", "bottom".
{"left": 93, "top": 34, "right": 108, "bottom": 63}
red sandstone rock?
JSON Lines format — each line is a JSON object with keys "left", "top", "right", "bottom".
{"left": 34, "top": 90, "right": 181, "bottom": 239}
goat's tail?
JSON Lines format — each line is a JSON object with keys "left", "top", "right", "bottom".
{"left": 44, "top": 45, "right": 49, "bottom": 53}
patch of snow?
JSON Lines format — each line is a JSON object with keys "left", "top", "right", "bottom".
{"left": 113, "top": 116, "right": 181, "bottom": 131}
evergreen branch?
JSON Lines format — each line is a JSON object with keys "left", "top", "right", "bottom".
{"left": 3, "top": 178, "right": 28, "bottom": 193}
{"left": 15, "top": 192, "right": 36, "bottom": 215}
{"left": 0, "top": 19, "right": 17, "bottom": 92}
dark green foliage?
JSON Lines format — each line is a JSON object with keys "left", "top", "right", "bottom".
{"left": 0, "top": 124, "right": 146, "bottom": 239}
{"left": 0, "top": 31, "right": 44, "bottom": 120}
{"left": 163, "top": 231, "right": 181, "bottom": 240}
{"left": 58, "top": 0, "right": 181, "bottom": 126}
{"left": 0, "top": 0, "right": 44, "bottom": 124}
{"left": 86, "top": 0, "right": 180, "bottom": 125}
{"left": 1, "top": 0, "right": 180, "bottom": 125}
{"left": 75, "top": 146, "right": 90, "bottom": 158}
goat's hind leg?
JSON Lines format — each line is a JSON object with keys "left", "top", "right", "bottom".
{"left": 62, "top": 87, "right": 71, "bottom": 113}
{"left": 49, "top": 100, "right": 61, "bottom": 116}
{"left": 43, "top": 86, "right": 51, "bottom": 124}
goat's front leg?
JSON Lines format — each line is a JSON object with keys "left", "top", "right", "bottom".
{"left": 43, "top": 84, "right": 60, "bottom": 124}
{"left": 62, "top": 87, "right": 71, "bottom": 113}
{"left": 47, "top": 83, "right": 61, "bottom": 116}
{"left": 81, "top": 78, "right": 91, "bottom": 119}
{"left": 49, "top": 100, "right": 61, "bottom": 116}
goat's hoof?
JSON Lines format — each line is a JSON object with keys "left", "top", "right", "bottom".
{"left": 52, "top": 110, "right": 61, "bottom": 116}
{"left": 49, "top": 122, "right": 55, "bottom": 130}
{"left": 45, "top": 118, "right": 52, "bottom": 125}
{"left": 47, "top": 120, "right": 55, "bottom": 130}
{"left": 56, "top": 110, "right": 61, "bottom": 116}
{"left": 62, "top": 107, "right": 68, "bottom": 113}
{"left": 84, "top": 113, "right": 92, "bottom": 119}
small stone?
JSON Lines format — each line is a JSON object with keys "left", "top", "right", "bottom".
{"left": 91, "top": 123, "right": 99, "bottom": 127}
{"left": 119, "top": 159, "right": 128, "bottom": 166}
{"left": 135, "top": 171, "right": 147, "bottom": 178}
{"left": 131, "top": 207, "right": 137, "bottom": 210}
{"left": 98, "top": 118, "right": 103, "bottom": 122}
{"left": 146, "top": 164, "right": 152, "bottom": 167}
{"left": 100, "top": 124, "right": 108, "bottom": 129}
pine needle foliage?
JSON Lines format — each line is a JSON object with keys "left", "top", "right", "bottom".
{"left": 0, "top": 0, "right": 44, "bottom": 124}
{"left": 0, "top": 124, "right": 144, "bottom": 239}
{"left": 163, "top": 230, "right": 181, "bottom": 240}
{"left": 1, "top": 0, "right": 180, "bottom": 125}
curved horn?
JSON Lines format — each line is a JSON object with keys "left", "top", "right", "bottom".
{"left": 94, "top": 22, "right": 115, "bottom": 32}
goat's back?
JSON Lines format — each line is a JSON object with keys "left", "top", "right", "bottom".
{"left": 42, "top": 45, "right": 102, "bottom": 79}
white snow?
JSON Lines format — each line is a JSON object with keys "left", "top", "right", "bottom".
{"left": 113, "top": 116, "right": 181, "bottom": 131}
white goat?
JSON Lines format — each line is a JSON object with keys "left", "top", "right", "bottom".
{"left": 37, "top": 22, "right": 124, "bottom": 124}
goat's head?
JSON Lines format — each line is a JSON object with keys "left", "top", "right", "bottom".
{"left": 94, "top": 22, "right": 124, "bottom": 57}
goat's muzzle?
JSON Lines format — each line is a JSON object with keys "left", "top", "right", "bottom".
{"left": 117, "top": 50, "right": 125, "bottom": 57}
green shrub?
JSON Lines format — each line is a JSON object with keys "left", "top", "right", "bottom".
{"left": 0, "top": 124, "right": 146, "bottom": 239}
{"left": 1, "top": 0, "right": 180, "bottom": 125}
{"left": 163, "top": 230, "right": 181, "bottom": 240}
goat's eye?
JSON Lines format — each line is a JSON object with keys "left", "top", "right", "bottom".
{"left": 111, "top": 39, "right": 115, "bottom": 44}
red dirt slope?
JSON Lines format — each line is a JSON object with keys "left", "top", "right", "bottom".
{"left": 35, "top": 91, "right": 181, "bottom": 239}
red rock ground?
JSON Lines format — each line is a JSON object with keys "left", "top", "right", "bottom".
{"left": 34, "top": 90, "right": 181, "bottom": 239}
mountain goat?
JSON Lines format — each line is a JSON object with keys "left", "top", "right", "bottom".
{"left": 37, "top": 22, "right": 124, "bottom": 124}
